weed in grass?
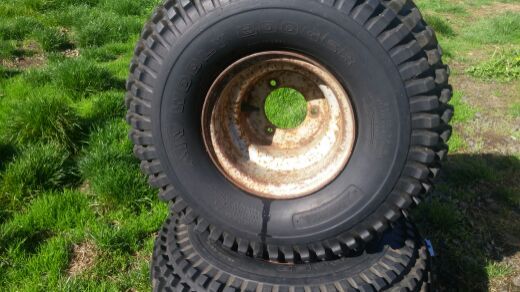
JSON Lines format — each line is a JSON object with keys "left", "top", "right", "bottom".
{"left": 52, "top": 57, "right": 124, "bottom": 97}
{"left": 467, "top": 49, "right": 520, "bottom": 82}
{"left": 485, "top": 262, "right": 514, "bottom": 279}
{"left": 79, "top": 119, "right": 154, "bottom": 207}
{"left": 33, "top": 26, "right": 73, "bottom": 52}
{"left": 0, "top": 142, "right": 76, "bottom": 210}
{"left": 464, "top": 12, "right": 520, "bottom": 44}
{"left": 0, "top": 86, "right": 82, "bottom": 147}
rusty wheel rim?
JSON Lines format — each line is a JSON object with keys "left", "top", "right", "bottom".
{"left": 202, "top": 51, "right": 356, "bottom": 200}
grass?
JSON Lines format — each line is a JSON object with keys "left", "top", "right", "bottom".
{"left": 264, "top": 87, "right": 308, "bottom": 129}
{"left": 0, "top": 0, "right": 519, "bottom": 291}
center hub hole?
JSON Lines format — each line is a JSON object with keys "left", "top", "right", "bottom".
{"left": 264, "top": 87, "right": 307, "bottom": 129}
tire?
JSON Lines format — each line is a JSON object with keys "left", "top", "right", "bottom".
{"left": 151, "top": 216, "right": 431, "bottom": 292}
{"left": 127, "top": 0, "right": 452, "bottom": 260}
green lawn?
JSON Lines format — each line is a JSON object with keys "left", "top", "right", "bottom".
{"left": 0, "top": 0, "right": 519, "bottom": 291}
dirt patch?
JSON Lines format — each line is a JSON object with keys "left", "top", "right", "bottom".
{"left": 1, "top": 41, "right": 46, "bottom": 69}
{"left": 67, "top": 242, "right": 98, "bottom": 277}
{"left": 1, "top": 55, "right": 45, "bottom": 69}
{"left": 474, "top": 2, "right": 520, "bottom": 19}
{"left": 451, "top": 73, "right": 519, "bottom": 154}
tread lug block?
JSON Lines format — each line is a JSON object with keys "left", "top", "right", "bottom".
{"left": 383, "top": 207, "right": 401, "bottom": 222}
{"left": 171, "top": 198, "right": 187, "bottom": 212}
{"left": 222, "top": 233, "right": 234, "bottom": 249}
{"left": 294, "top": 245, "right": 310, "bottom": 262}
{"left": 365, "top": 7, "right": 396, "bottom": 36}
{"left": 128, "top": 98, "right": 151, "bottom": 116}
{"left": 439, "top": 87, "right": 453, "bottom": 104}
{"left": 379, "top": 23, "right": 410, "bottom": 50}
{"left": 267, "top": 245, "right": 280, "bottom": 261}
{"left": 397, "top": 178, "right": 422, "bottom": 197}
{"left": 337, "top": 0, "right": 357, "bottom": 14}
{"left": 160, "top": 185, "right": 179, "bottom": 201}
{"left": 358, "top": 228, "right": 375, "bottom": 242}
{"left": 387, "top": 0, "right": 407, "bottom": 13}
{"left": 404, "top": 162, "right": 429, "bottom": 180}
{"left": 237, "top": 239, "right": 249, "bottom": 254}
{"left": 127, "top": 113, "right": 152, "bottom": 130}
{"left": 390, "top": 40, "right": 422, "bottom": 65}
{"left": 130, "top": 130, "right": 153, "bottom": 145}
{"left": 405, "top": 77, "right": 435, "bottom": 96}
{"left": 425, "top": 48, "right": 441, "bottom": 65}
{"left": 399, "top": 58, "right": 430, "bottom": 80}
{"left": 195, "top": 218, "right": 210, "bottom": 232}
{"left": 181, "top": 208, "right": 197, "bottom": 224}
{"left": 125, "top": 94, "right": 134, "bottom": 109}
{"left": 390, "top": 191, "right": 413, "bottom": 209}
{"left": 342, "top": 235, "right": 359, "bottom": 250}
{"left": 149, "top": 173, "right": 170, "bottom": 188}
{"left": 400, "top": 8, "right": 421, "bottom": 30}
{"left": 208, "top": 226, "right": 223, "bottom": 242}
{"left": 435, "top": 68, "right": 449, "bottom": 85}
{"left": 152, "top": 217, "right": 431, "bottom": 292}
{"left": 351, "top": 0, "right": 380, "bottom": 25}
{"left": 372, "top": 219, "right": 389, "bottom": 233}
{"left": 408, "top": 146, "right": 435, "bottom": 163}
{"left": 412, "top": 113, "right": 440, "bottom": 129}
{"left": 414, "top": 27, "right": 435, "bottom": 49}
{"left": 310, "top": 244, "right": 327, "bottom": 260}
{"left": 141, "top": 160, "right": 163, "bottom": 175}
{"left": 280, "top": 246, "right": 294, "bottom": 262}
{"left": 436, "top": 147, "right": 449, "bottom": 161}
{"left": 429, "top": 166, "right": 441, "bottom": 179}
{"left": 441, "top": 105, "right": 455, "bottom": 123}
{"left": 134, "top": 145, "right": 158, "bottom": 160}
{"left": 251, "top": 241, "right": 264, "bottom": 259}
{"left": 440, "top": 127, "right": 452, "bottom": 142}
{"left": 412, "top": 130, "right": 439, "bottom": 147}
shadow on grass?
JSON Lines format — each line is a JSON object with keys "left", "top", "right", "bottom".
{"left": 413, "top": 154, "right": 519, "bottom": 291}
{"left": 0, "top": 144, "right": 16, "bottom": 172}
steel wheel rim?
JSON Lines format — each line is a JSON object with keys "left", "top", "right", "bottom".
{"left": 202, "top": 51, "right": 356, "bottom": 200}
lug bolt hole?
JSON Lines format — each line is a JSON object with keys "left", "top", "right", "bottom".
{"left": 311, "top": 106, "right": 319, "bottom": 116}
{"left": 265, "top": 126, "right": 275, "bottom": 135}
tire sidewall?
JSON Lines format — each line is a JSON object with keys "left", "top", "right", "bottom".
{"left": 153, "top": 0, "right": 411, "bottom": 244}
